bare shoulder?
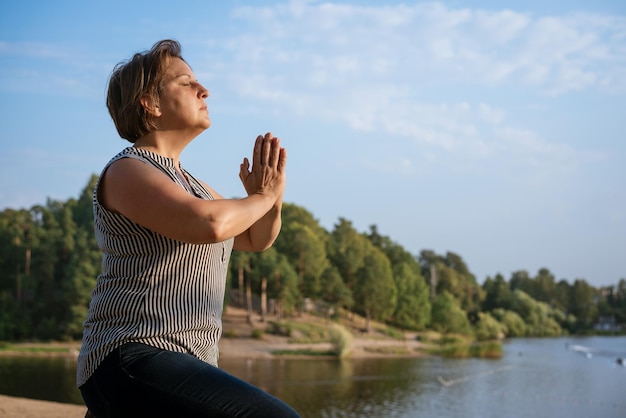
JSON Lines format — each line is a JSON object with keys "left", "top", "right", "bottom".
{"left": 99, "top": 157, "right": 171, "bottom": 212}
{"left": 99, "top": 157, "right": 200, "bottom": 233}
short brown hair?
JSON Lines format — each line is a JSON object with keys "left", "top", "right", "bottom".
{"left": 106, "top": 40, "right": 183, "bottom": 143}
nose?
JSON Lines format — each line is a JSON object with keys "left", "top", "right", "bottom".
{"left": 199, "top": 83, "right": 209, "bottom": 99}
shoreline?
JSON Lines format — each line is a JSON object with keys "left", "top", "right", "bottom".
{"left": 0, "top": 308, "right": 428, "bottom": 417}
{"left": 0, "top": 339, "right": 426, "bottom": 418}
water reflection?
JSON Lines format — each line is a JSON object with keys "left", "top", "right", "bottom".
{"left": 0, "top": 337, "right": 625, "bottom": 418}
{"left": 220, "top": 357, "right": 435, "bottom": 417}
{"left": 0, "top": 355, "right": 83, "bottom": 404}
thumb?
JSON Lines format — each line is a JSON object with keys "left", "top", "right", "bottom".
{"left": 239, "top": 158, "right": 250, "bottom": 181}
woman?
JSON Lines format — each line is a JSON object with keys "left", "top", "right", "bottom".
{"left": 77, "top": 39, "right": 300, "bottom": 418}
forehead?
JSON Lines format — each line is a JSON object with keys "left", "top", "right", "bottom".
{"left": 165, "top": 57, "right": 194, "bottom": 78}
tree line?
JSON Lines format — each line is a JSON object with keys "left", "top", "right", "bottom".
{"left": 0, "top": 176, "right": 624, "bottom": 341}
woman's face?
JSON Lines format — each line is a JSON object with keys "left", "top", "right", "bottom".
{"left": 155, "top": 57, "right": 210, "bottom": 134}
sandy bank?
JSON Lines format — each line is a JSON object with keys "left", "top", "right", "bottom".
{"left": 0, "top": 394, "right": 86, "bottom": 418}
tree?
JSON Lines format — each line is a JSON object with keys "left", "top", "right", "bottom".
{"left": 533, "top": 268, "right": 556, "bottom": 304}
{"left": 474, "top": 312, "right": 506, "bottom": 341}
{"left": 318, "top": 266, "right": 353, "bottom": 318}
{"left": 569, "top": 279, "right": 598, "bottom": 330}
{"left": 326, "top": 218, "right": 368, "bottom": 291}
{"left": 391, "top": 261, "right": 431, "bottom": 330}
{"left": 491, "top": 308, "right": 526, "bottom": 337}
{"left": 353, "top": 244, "right": 397, "bottom": 332}
{"left": 510, "top": 290, "right": 562, "bottom": 337}
{"left": 509, "top": 270, "right": 532, "bottom": 294}
{"left": 418, "top": 249, "right": 441, "bottom": 299}
{"left": 430, "top": 291, "right": 472, "bottom": 335}
{"left": 366, "top": 225, "right": 430, "bottom": 330}
{"left": 284, "top": 224, "right": 328, "bottom": 298}
{"left": 247, "top": 248, "right": 301, "bottom": 318}
{"left": 420, "top": 251, "right": 483, "bottom": 316}
{"left": 553, "top": 279, "right": 571, "bottom": 313}
{"left": 273, "top": 203, "right": 329, "bottom": 298}
{"left": 271, "top": 254, "right": 300, "bottom": 317}
{"left": 482, "top": 273, "right": 512, "bottom": 312}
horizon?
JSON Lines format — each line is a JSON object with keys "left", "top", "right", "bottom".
{"left": 3, "top": 174, "right": 622, "bottom": 290}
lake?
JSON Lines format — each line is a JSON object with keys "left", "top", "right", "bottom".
{"left": 1, "top": 336, "right": 624, "bottom": 418}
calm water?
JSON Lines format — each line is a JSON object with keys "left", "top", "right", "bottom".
{"left": 1, "top": 337, "right": 624, "bottom": 417}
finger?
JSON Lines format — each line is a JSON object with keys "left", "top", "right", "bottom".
{"left": 252, "top": 135, "right": 263, "bottom": 170}
{"left": 261, "top": 135, "right": 272, "bottom": 166}
{"left": 239, "top": 158, "right": 250, "bottom": 180}
{"left": 263, "top": 132, "right": 275, "bottom": 166}
{"left": 269, "top": 137, "right": 281, "bottom": 168}
{"left": 277, "top": 147, "right": 287, "bottom": 172}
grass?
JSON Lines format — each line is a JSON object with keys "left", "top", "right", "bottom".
{"left": 0, "top": 342, "right": 78, "bottom": 354}
{"left": 271, "top": 349, "right": 336, "bottom": 357}
{"left": 328, "top": 324, "right": 353, "bottom": 358}
{"left": 379, "top": 326, "right": 406, "bottom": 340}
{"left": 268, "top": 320, "right": 329, "bottom": 343}
{"left": 425, "top": 338, "right": 503, "bottom": 359}
{"left": 364, "top": 346, "right": 411, "bottom": 355}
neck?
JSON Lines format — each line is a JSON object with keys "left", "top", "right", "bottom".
{"left": 134, "top": 129, "right": 198, "bottom": 163}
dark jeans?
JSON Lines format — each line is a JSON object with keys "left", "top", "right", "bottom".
{"left": 79, "top": 342, "right": 300, "bottom": 418}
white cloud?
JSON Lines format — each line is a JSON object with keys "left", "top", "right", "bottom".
{"left": 218, "top": 1, "right": 626, "bottom": 91}
{"left": 197, "top": 0, "right": 622, "bottom": 176}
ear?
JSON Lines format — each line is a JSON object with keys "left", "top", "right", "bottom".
{"left": 140, "top": 94, "right": 161, "bottom": 117}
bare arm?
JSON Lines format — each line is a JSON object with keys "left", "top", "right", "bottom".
{"left": 99, "top": 140, "right": 284, "bottom": 245}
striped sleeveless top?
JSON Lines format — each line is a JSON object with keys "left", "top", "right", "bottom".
{"left": 77, "top": 147, "right": 234, "bottom": 387}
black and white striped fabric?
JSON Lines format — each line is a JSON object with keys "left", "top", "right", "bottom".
{"left": 77, "top": 147, "right": 234, "bottom": 387}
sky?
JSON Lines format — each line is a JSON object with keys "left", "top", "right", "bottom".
{"left": 1, "top": 0, "right": 625, "bottom": 288}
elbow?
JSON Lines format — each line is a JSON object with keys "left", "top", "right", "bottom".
{"left": 184, "top": 215, "right": 232, "bottom": 245}
{"left": 254, "top": 241, "right": 275, "bottom": 252}
{"left": 198, "top": 221, "right": 231, "bottom": 244}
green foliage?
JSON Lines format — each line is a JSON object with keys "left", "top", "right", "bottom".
{"left": 0, "top": 176, "right": 99, "bottom": 341}
{"left": 391, "top": 262, "right": 431, "bottom": 330}
{"left": 0, "top": 174, "right": 623, "bottom": 344}
{"left": 482, "top": 274, "right": 512, "bottom": 312}
{"left": 420, "top": 251, "right": 484, "bottom": 316}
{"left": 318, "top": 266, "right": 353, "bottom": 311}
{"left": 569, "top": 279, "right": 598, "bottom": 328}
{"left": 326, "top": 218, "right": 368, "bottom": 291}
{"left": 469, "top": 340, "right": 503, "bottom": 358}
{"left": 269, "top": 320, "right": 337, "bottom": 344}
{"left": 474, "top": 312, "right": 506, "bottom": 341}
{"left": 425, "top": 336, "right": 502, "bottom": 359}
{"left": 353, "top": 244, "right": 397, "bottom": 329}
{"left": 268, "top": 321, "right": 292, "bottom": 337}
{"left": 491, "top": 308, "right": 527, "bottom": 337}
{"left": 273, "top": 205, "right": 329, "bottom": 298}
{"left": 430, "top": 291, "right": 472, "bottom": 335}
{"left": 222, "top": 329, "right": 238, "bottom": 338}
{"left": 328, "top": 323, "right": 353, "bottom": 358}
{"left": 379, "top": 326, "right": 405, "bottom": 340}
{"left": 367, "top": 226, "right": 430, "bottom": 330}
{"left": 510, "top": 290, "right": 563, "bottom": 336}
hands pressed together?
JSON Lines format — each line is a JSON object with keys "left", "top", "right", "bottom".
{"left": 239, "top": 132, "right": 286, "bottom": 203}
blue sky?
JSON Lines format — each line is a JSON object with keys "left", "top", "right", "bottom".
{"left": 1, "top": 0, "right": 624, "bottom": 288}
